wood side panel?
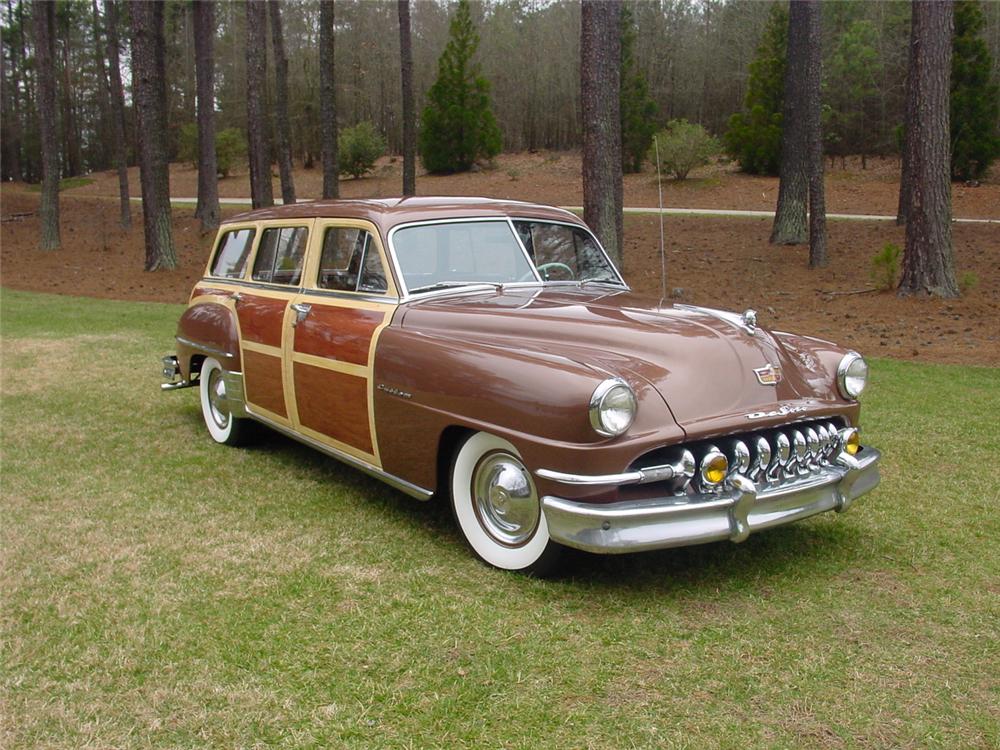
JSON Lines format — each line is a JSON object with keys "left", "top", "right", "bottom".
{"left": 294, "top": 306, "right": 385, "bottom": 365}
{"left": 237, "top": 294, "right": 287, "bottom": 348}
{"left": 294, "top": 363, "right": 373, "bottom": 454}
{"left": 243, "top": 349, "right": 287, "bottom": 417}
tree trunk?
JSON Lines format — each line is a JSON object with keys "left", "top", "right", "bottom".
{"left": 130, "top": 0, "right": 177, "bottom": 271}
{"left": 58, "top": 11, "right": 82, "bottom": 179}
{"left": 398, "top": 0, "right": 416, "bottom": 196}
{"left": 896, "top": 11, "right": 919, "bottom": 226}
{"left": 581, "top": 0, "right": 623, "bottom": 269}
{"left": 90, "top": 0, "right": 112, "bottom": 169}
{"left": 805, "top": 0, "right": 826, "bottom": 268}
{"left": 32, "top": 0, "right": 60, "bottom": 250}
{"left": 268, "top": 0, "right": 295, "bottom": 204}
{"left": 193, "top": 0, "right": 220, "bottom": 230}
{"left": 320, "top": 0, "right": 339, "bottom": 199}
{"left": 898, "top": 0, "right": 958, "bottom": 298}
{"left": 4, "top": 0, "right": 23, "bottom": 182}
{"left": 770, "top": 1, "right": 810, "bottom": 245}
{"left": 245, "top": 0, "right": 273, "bottom": 209}
{"left": 105, "top": 0, "right": 131, "bottom": 229}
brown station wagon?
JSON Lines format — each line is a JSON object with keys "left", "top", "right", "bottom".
{"left": 162, "top": 197, "right": 880, "bottom": 573}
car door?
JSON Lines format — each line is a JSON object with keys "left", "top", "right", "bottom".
{"left": 234, "top": 219, "right": 313, "bottom": 426}
{"left": 285, "top": 219, "right": 399, "bottom": 468}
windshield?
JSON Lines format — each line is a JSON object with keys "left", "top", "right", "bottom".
{"left": 391, "top": 219, "right": 623, "bottom": 295}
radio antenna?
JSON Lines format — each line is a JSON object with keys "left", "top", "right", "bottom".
{"left": 654, "top": 134, "right": 667, "bottom": 307}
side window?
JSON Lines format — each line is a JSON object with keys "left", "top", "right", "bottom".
{"left": 210, "top": 228, "right": 255, "bottom": 278}
{"left": 252, "top": 226, "right": 308, "bottom": 285}
{"left": 318, "top": 227, "right": 387, "bottom": 293}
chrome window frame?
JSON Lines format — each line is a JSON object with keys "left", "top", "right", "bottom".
{"left": 386, "top": 216, "right": 628, "bottom": 301}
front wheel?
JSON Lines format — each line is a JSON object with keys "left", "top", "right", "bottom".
{"left": 199, "top": 357, "right": 251, "bottom": 446}
{"left": 450, "top": 432, "right": 561, "bottom": 574}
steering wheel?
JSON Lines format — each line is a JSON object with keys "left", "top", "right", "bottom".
{"left": 535, "top": 262, "right": 575, "bottom": 281}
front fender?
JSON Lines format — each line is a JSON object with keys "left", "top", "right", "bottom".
{"left": 373, "top": 328, "right": 681, "bottom": 495}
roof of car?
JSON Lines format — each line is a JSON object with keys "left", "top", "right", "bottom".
{"left": 223, "top": 196, "right": 586, "bottom": 234}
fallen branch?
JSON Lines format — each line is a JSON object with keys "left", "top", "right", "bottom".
{"left": 815, "top": 287, "right": 880, "bottom": 297}
{"left": 1, "top": 212, "right": 35, "bottom": 223}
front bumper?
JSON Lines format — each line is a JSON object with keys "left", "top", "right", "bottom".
{"left": 540, "top": 447, "right": 880, "bottom": 554}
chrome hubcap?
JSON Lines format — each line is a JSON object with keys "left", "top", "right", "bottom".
{"left": 472, "top": 452, "right": 539, "bottom": 547}
{"left": 207, "top": 369, "right": 230, "bottom": 430}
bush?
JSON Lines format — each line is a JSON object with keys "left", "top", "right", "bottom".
{"left": 215, "top": 129, "right": 246, "bottom": 178}
{"left": 870, "top": 243, "right": 901, "bottom": 291}
{"left": 951, "top": 0, "right": 1000, "bottom": 181}
{"left": 959, "top": 271, "right": 979, "bottom": 293}
{"left": 338, "top": 122, "right": 386, "bottom": 179}
{"left": 176, "top": 124, "right": 245, "bottom": 179}
{"left": 419, "top": 0, "right": 501, "bottom": 173}
{"left": 650, "top": 120, "right": 719, "bottom": 180}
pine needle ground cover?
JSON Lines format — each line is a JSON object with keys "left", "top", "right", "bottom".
{"left": 2, "top": 290, "right": 997, "bottom": 748}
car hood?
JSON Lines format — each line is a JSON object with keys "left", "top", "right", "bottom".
{"left": 399, "top": 286, "right": 842, "bottom": 435}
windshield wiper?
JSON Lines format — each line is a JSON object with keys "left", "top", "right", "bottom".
{"left": 408, "top": 281, "right": 503, "bottom": 295}
{"left": 579, "top": 277, "right": 625, "bottom": 287}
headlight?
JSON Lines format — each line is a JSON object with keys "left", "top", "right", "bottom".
{"left": 589, "top": 378, "right": 636, "bottom": 437}
{"left": 837, "top": 351, "right": 868, "bottom": 399}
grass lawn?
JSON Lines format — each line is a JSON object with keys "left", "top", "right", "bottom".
{"left": 2, "top": 289, "right": 998, "bottom": 749}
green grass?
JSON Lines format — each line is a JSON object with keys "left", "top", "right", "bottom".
{"left": 25, "top": 176, "right": 95, "bottom": 192}
{"left": 2, "top": 288, "right": 998, "bottom": 749}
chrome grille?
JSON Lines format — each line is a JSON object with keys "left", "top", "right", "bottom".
{"left": 631, "top": 418, "right": 848, "bottom": 495}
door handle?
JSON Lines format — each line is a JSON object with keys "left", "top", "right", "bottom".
{"left": 231, "top": 292, "right": 243, "bottom": 304}
{"left": 290, "top": 302, "right": 312, "bottom": 327}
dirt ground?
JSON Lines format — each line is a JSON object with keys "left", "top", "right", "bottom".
{"left": 2, "top": 152, "right": 998, "bottom": 367}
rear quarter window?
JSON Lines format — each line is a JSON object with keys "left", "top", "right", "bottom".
{"left": 210, "top": 228, "right": 256, "bottom": 278}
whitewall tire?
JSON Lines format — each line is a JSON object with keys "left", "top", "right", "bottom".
{"left": 450, "top": 432, "right": 561, "bottom": 574}
{"left": 199, "top": 357, "right": 249, "bottom": 446}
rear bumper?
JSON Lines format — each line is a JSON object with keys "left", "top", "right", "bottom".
{"left": 540, "top": 447, "right": 880, "bottom": 554}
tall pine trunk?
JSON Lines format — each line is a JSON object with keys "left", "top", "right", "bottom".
{"left": 581, "top": 0, "right": 623, "bottom": 269}
{"left": 268, "top": 0, "right": 295, "bottom": 204}
{"left": 130, "top": 0, "right": 177, "bottom": 271}
{"left": 193, "top": 0, "right": 220, "bottom": 230}
{"left": 898, "top": 0, "right": 958, "bottom": 298}
{"left": 245, "top": 0, "right": 273, "bottom": 209}
{"left": 770, "top": 1, "right": 810, "bottom": 246}
{"left": 90, "top": 0, "right": 112, "bottom": 169}
{"left": 58, "top": 13, "right": 82, "bottom": 179}
{"left": 4, "top": 0, "right": 23, "bottom": 182}
{"left": 33, "top": 0, "right": 60, "bottom": 250}
{"left": 398, "top": 0, "right": 416, "bottom": 196}
{"left": 896, "top": 11, "right": 919, "bottom": 227}
{"left": 805, "top": 0, "right": 827, "bottom": 267}
{"left": 320, "top": 0, "right": 339, "bottom": 199}
{"left": 105, "top": 0, "right": 131, "bottom": 229}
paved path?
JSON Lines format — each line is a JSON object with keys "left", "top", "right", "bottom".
{"left": 153, "top": 196, "right": 999, "bottom": 225}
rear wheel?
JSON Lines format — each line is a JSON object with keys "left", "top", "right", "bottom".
{"left": 450, "top": 432, "right": 561, "bottom": 574}
{"left": 199, "top": 357, "right": 250, "bottom": 446}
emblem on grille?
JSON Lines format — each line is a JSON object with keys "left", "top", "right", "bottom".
{"left": 753, "top": 363, "right": 782, "bottom": 386}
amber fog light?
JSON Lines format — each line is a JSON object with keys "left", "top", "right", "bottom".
{"left": 842, "top": 427, "right": 861, "bottom": 455}
{"left": 700, "top": 447, "right": 729, "bottom": 487}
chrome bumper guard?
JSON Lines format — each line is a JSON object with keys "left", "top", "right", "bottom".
{"left": 540, "top": 447, "right": 880, "bottom": 554}
{"left": 160, "top": 355, "right": 195, "bottom": 391}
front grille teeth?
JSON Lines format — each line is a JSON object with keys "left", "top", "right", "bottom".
{"left": 634, "top": 419, "right": 846, "bottom": 496}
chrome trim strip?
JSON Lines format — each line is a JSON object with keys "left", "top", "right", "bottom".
{"left": 245, "top": 408, "right": 434, "bottom": 500}
{"left": 198, "top": 276, "right": 399, "bottom": 304}
{"left": 674, "top": 303, "right": 759, "bottom": 335}
{"left": 221, "top": 370, "right": 247, "bottom": 418}
{"left": 536, "top": 452, "right": 694, "bottom": 487}
{"left": 175, "top": 335, "right": 235, "bottom": 360}
{"left": 540, "top": 447, "right": 880, "bottom": 554}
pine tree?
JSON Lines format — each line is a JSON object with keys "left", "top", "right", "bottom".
{"left": 724, "top": 4, "right": 787, "bottom": 176}
{"left": 951, "top": 0, "right": 1000, "bottom": 181}
{"left": 620, "top": 5, "right": 658, "bottom": 174}
{"left": 419, "top": 0, "right": 501, "bottom": 174}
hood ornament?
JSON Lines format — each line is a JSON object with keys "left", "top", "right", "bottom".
{"left": 741, "top": 309, "right": 757, "bottom": 333}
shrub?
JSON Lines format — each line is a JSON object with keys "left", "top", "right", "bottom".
{"left": 723, "top": 4, "right": 786, "bottom": 175}
{"left": 951, "top": 0, "right": 1000, "bottom": 181}
{"left": 870, "top": 243, "right": 901, "bottom": 291}
{"left": 338, "top": 122, "right": 386, "bottom": 179}
{"left": 419, "top": 0, "right": 501, "bottom": 173}
{"left": 959, "top": 270, "right": 979, "bottom": 293}
{"left": 176, "top": 124, "right": 245, "bottom": 179}
{"left": 650, "top": 120, "right": 719, "bottom": 180}
{"left": 215, "top": 129, "right": 246, "bottom": 178}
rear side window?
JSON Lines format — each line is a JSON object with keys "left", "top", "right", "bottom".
{"left": 252, "top": 227, "right": 309, "bottom": 285}
{"left": 318, "top": 227, "right": 388, "bottom": 293}
{"left": 210, "top": 228, "right": 255, "bottom": 278}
